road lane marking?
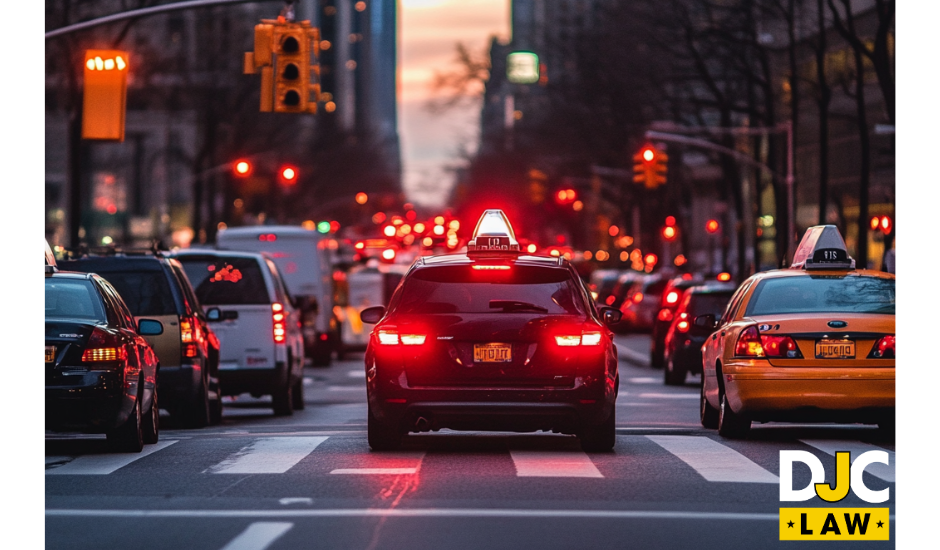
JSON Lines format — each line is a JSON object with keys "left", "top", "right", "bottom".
{"left": 45, "top": 440, "right": 179, "bottom": 475}
{"left": 220, "top": 522, "right": 293, "bottom": 550}
{"left": 636, "top": 393, "right": 699, "bottom": 399}
{"left": 510, "top": 451, "right": 604, "bottom": 478}
{"left": 328, "top": 386, "right": 364, "bottom": 391}
{"left": 347, "top": 370, "right": 366, "bottom": 378}
{"left": 647, "top": 435, "right": 778, "bottom": 483}
{"left": 206, "top": 437, "right": 328, "bottom": 474}
{"left": 331, "top": 468, "right": 418, "bottom": 475}
{"left": 799, "top": 440, "right": 895, "bottom": 482}
{"left": 279, "top": 498, "right": 313, "bottom": 506}
{"left": 626, "top": 377, "right": 660, "bottom": 384}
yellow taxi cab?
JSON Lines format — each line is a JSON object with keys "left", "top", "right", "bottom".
{"left": 698, "top": 225, "right": 895, "bottom": 438}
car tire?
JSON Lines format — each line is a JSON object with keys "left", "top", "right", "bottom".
{"left": 579, "top": 406, "right": 616, "bottom": 452}
{"left": 367, "top": 404, "right": 401, "bottom": 451}
{"left": 664, "top": 357, "right": 685, "bottom": 386}
{"left": 182, "top": 375, "right": 210, "bottom": 429}
{"left": 717, "top": 393, "right": 750, "bottom": 438}
{"left": 142, "top": 385, "right": 159, "bottom": 444}
{"left": 291, "top": 376, "right": 305, "bottom": 410}
{"left": 272, "top": 360, "right": 294, "bottom": 416}
{"left": 108, "top": 392, "right": 144, "bottom": 453}
{"left": 700, "top": 379, "right": 719, "bottom": 429}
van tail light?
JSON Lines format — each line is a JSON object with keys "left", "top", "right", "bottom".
{"left": 272, "top": 303, "right": 287, "bottom": 343}
{"left": 555, "top": 326, "right": 603, "bottom": 347}
{"left": 675, "top": 313, "right": 690, "bottom": 333}
{"left": 179, "top": 315, "right": 199, "bottom": 359}
{"left": 82, "top": 328, "right": 127, "bottom": 362}
{"left": 657, "top": 308, "right": 674, "bottom": 322}
{"left": 760, "top": 334, "right": 803, "bottom": 358}
{"left": 869, "top": 335, "right": 895, "bottom": 358}
{"left": 664, "top": 290, "right": 680, "bottom": 305}
{"left": 377, "top": 329, "right": 426, "bottom": 346}
{"left": 734, "top": 326, "right": 765, "bottom": 357}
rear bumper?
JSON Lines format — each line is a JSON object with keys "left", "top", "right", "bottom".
{"left": 158, "top": 358, "right": 204, "bottom": 409}
{"left": 46, "top": 373, "right": 134, "bottom": 432}
{"left": 368, "top": 374, "right": 615, "bottom": 434}
{"left": 220, "top": 362, "right": 291, "bottom": 397}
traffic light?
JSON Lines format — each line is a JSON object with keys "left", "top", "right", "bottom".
{"left": 661, "top": 216, "right": 678, "bottom": 241}
{"left": 870, "top": 215, "right": 892, "bottom": 235}
{"left": 632, "top": 145, "right": 668, "bottom": 189}
{"left": 278, "top": 165, "right": 298, "bottom": 185}
{"left": 705, "top": 219, "right": 720, "bottom": 234}
{"left": 244, "top": 18, "right": 320, "bottom": 113}
{"left": 82, "top": 50, "right": 128, "bottom": 141}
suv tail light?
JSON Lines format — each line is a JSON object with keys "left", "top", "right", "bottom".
{"left": 734, "top": 326, "right": 803, "bottom": 358}
{"left": 555, "top": 325, "right": 603, "bottom": 347}
{"left": 377, "top": 329, "right": 426, "bottom": 346}
{"left": 869, "top": 335, "right": 895, "bottom": 358}
{"left": 82, "top": 328, "right": 127, "bottom": 362}
{"left": 180, "top": 315, "right": 199, "bottom": 359}
{"left": 272, "top": 303, "right": 287, "bottom": 343}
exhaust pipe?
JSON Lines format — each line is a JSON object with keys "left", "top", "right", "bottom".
{"left": 414, "top": 416, "right": 430, "bottom": 432}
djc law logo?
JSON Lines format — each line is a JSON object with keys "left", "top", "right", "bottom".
{"left": 778, "top": 450, "right": 890, "bottom": 541}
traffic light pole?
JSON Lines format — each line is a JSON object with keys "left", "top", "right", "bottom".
{"left": 645, "top": 122, "right": 795, "bottom": 263}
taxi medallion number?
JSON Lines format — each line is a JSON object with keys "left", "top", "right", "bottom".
{"left": 45, "top": 346, "right": 55, "bottom": 363}
{"left": 815, "top": 339, "right": 855, "bottom": 359}
{"left": 474, "top": 343, "right": 512, "bottom": 363}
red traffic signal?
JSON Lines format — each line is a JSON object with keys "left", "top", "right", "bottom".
{"left": 705, "top": 219, "right": 720, "bottom": 234}
{"left": 233, "top": 159, "right": 252, "bottom": 177}
{"left": 278, "top": 165, "right": 298, "bottom": 185}
{"left": 870, "top": 215, "right": 892, "bottom": 235}
{"left": 555, "top": 188, "right": 577, "bottom": 204}
{"left": 661, "top": 225, "right": 678, "bottom": 242}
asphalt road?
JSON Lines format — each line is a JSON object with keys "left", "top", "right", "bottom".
{"left": 45, "top": 334, "right": 896, "bottom": 550}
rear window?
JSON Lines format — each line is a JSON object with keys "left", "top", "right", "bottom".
{"left": 744, "top": 275, "right": 895, "bottom": 316}
{"left": 92, "top": 270, "right": 178, "bottom": 316}
{"left": 45, "top": 279, "right": 106, "bottom": 322}
{"left": 177, "top": 256, "right": 271, "bottom": 305}
{"left": 687, "top": 292, "right": 735, "bottom": 317}
{"left": 395, "top": 265, "right": 586, "bottom": 315}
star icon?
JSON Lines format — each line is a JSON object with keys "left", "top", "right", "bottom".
{"left": 787, "top": 520, "right": 795, "bottom": 528}
{"left": 877, "top": 521, "right": 884, "bottom": 528}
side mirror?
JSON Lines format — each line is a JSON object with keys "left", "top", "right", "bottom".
{"left": 138, "top": 319, "right": 164, "bottom": 336}
{"left": 360, "top": 306, "right": 386, "bottom": 324}
{"left": 206, "top": 307, "right": 221, "bottom": 321}
{"left": 694, "top": 314, "right": 717, "bottom": 329}
{"left": 600, "top": 306, "right": 622, "bottom": 326}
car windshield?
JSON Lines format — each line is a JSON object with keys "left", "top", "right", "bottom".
{"left": 396, "top": 265, "right": 586, "bottom": 315}
{"left": 177, "top": 256, "right": 270, "bottom": 305}
{"left": 45, "top": 278, "right": 107, "bottom": 322}
{"left": 93, "top": 270, "right": 177, "bottom": 316}
{"left": 744, "top": 275, "right": 895, "bottom": 316}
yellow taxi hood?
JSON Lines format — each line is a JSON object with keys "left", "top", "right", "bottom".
{"left": 746, "top": 313, "right": 895, "bottom": 335}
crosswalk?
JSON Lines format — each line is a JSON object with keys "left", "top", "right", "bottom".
{"left": 45, "top": 434, "right": 895, "bottom": 484}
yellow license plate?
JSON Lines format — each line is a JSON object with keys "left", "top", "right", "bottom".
{"left": 473, "top": 343, "right": 512, "bottom": 363}
{"left": 815, "top": 339, "right": 855, "bottom": 359}
{"left": 45, "top": 346, "right": 55, "bottom": 363}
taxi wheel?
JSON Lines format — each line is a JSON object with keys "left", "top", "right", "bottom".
{"left": 718, "top": 394, "right": 750, "bottom": 439}
{"left": 700, "top": 380, "right": 718, "bottom": 429}
{"left": 368, "top": 404, "right": 402, "bottom": 451}
{"left": 664, "top": 357, "right": 686, "bottom": 386}
{"left": 108, "top": 392, "right": 144, "bottom": 453}
{"left": 142, "top": 386, "right": 159, "bottom": 444}
{"left": 580, "top": 406, "right": 616, "bottom": 452}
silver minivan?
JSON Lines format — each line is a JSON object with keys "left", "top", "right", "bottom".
{"left": 170, "top": 250, "right": 306, "bottom": 415}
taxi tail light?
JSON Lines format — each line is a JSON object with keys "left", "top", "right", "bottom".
{"left": 82, "top": 328, "right": 127, "bottom": 362}
{"left": 869, "top": 335, "right": 895, "bottom": 358}
{"left": 657, "top": 308, "right": 674, "bottom": 322}
{"left": 377, "top": 329, "right": 425, "bottom": 346}
{"left": 179, "top": 315, "right": 199, "bottom": 359}
{"left": 759, "top": 334, "right": 803, "bottom": 358}
{"left": 734, "top": 326, "right": 765, "bottom": 357}
{"left": 272, "top": 303, "right": 287, "bottom": 343}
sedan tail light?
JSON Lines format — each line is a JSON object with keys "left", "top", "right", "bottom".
{"left": 555, "top": 325, "right": 603, "bottom": 347}
{"left": 734, "top": 326, "right": 764, "bottom": 357}
{"left": 869, "top": 335, "right": 895, "bottom": 358}
{"left": 377, "top": 329, "right": 426, "bottom": 346}
{"left": 82, "top": 328, "right": 127, "bottom": 362}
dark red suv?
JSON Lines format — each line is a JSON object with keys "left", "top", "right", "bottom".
{"left": 360, "top": 210, "right": 621, "bottom": 452}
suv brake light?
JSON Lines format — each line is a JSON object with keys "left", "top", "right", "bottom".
{"left": 82, "top": 328, "right": 127, "bottom": 362}
{"left": 272, "top": 303, "right": 287, "bottom": 343}
{"left": 555, "top": 325, "right": 603, "bottom": 347}
{"left": 180, "top": 315, "right": 199, "bottom": 358}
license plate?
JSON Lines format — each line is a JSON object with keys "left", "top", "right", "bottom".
{"left": 473, "top": 343, "right": 512, "bottom": 363}
{"left": 815, "top": 339, "right": 855, "bottom": 359}
{"left": 45, "top": 346, "right": 55, "bottom": 363}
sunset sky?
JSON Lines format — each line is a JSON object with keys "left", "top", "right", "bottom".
{"left": 399, "top": 0, "right": 510, "bottom": 207}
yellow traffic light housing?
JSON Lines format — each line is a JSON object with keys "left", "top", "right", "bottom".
{"left": 244, "top": 18, "right": 320, "bottom": 114}
{"left": 82, "top": 50, "right": 128, "bottom": 141}
{"left": 632, "top": 145, "right": 668, "bottom": 189}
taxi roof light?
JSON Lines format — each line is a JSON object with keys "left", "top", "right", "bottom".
{"left": 467, "top": 209, "right": 521, "bottom": 259}
{"left": 790, "top": 225, "right": 855, "bottom": 270}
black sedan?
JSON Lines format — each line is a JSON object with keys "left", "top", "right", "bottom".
{"left": 45, "top": 271, "right": 163, "bottom": 452}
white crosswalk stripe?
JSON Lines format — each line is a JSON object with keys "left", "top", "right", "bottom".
{"left": 46, "top": 440, "right": 179, "bottom": 475}
{"left": 220, "top": 522, "right": 293, "bottom": 550}
{"left": 647, "top": 435, "right": 779, "bottom": 483}
{"left": 205, "top": 437, "right": 329, "bottom": 474}
{"left": 510, "top": 450, "right": 604, "bottom": 478}
{"left": 799, "top": 440, "right": 895, "bottom": 482}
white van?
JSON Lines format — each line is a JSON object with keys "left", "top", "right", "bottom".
{"left": 215, "top": 226, "right": 336, "bottom": 366}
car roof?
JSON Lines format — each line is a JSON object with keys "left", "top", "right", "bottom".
{"left": 47, "top": 271, "right": 96, "bottom": 280}
{"left": 58, "top": 255, "right": 168, "bottom": 272}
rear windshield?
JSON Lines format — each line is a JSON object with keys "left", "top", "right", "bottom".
{"left": 687, "top": 292, "right": 735, "bottom": 317}
{"left": 92, "top": 270, "right": 177, "bottom": 316}
{"left": 45, "top": 279, "right": 106, "bottom": 322}
{"left": 177, "top": 256, "right": 270, "bottom": 305}
{"left": 744, "top": 275, "right": 895, "bottom": 316}
{"left": 395, "top": 265, "right": 586, "bottom": 315}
